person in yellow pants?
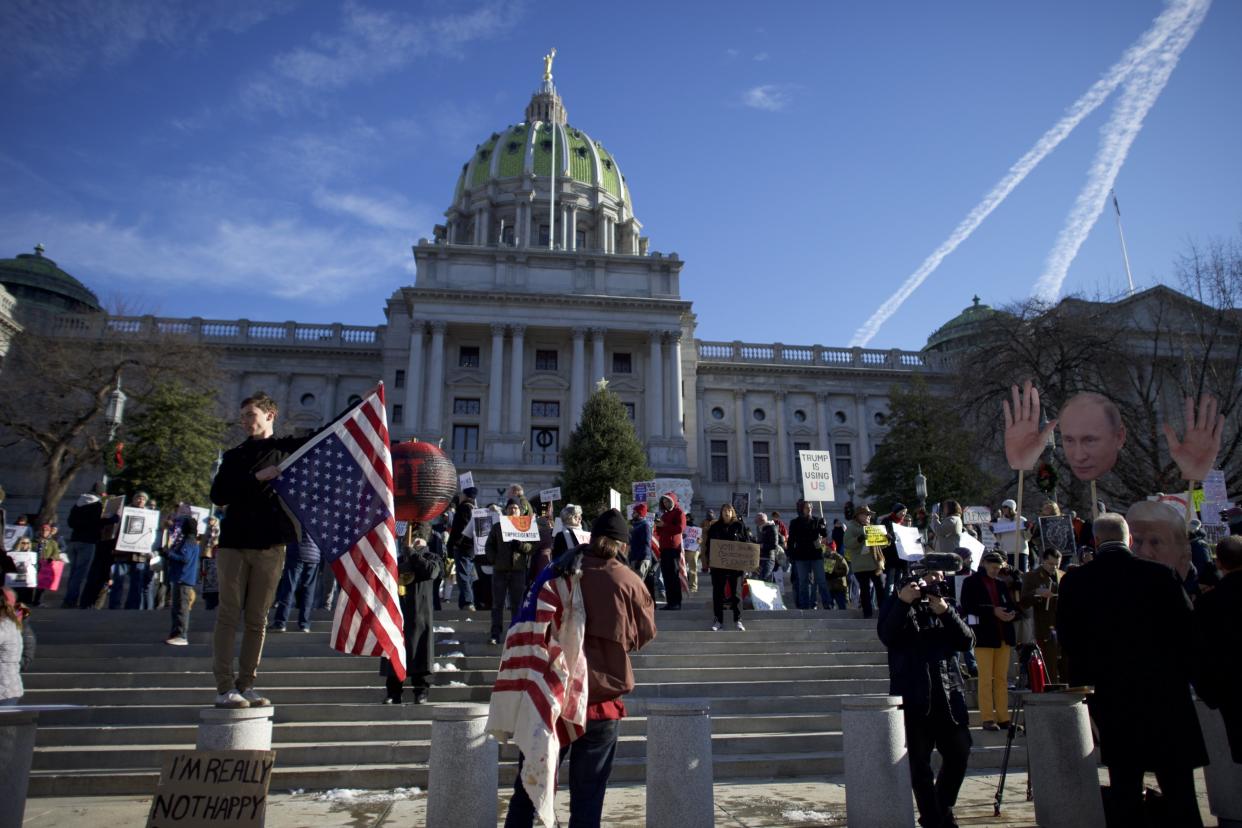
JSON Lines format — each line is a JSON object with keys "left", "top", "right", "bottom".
{"left": 960, "top": 551, "right": 1019, "bottom": 730}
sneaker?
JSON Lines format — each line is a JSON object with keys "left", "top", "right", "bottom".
{"left": 735, "top": 621, "right": 746, "bottom": 632}
{"left": 240, "top": 688, "right": 271, "bottom": 707}
{"left": 711, "top": 622, "right": 722, "bottom": 631}
{"left": 489, "top": 637, "right": 500, "bottom": 645}
{"left": 382, "top": 697, "right": 401, "bottom": 705}
{"left": 299, "top": 626, "right": 312, "bottom": 633}
{"left": 215, "top": 690, "right": 249, "bottom": 709}
{"left": 463, "top": 604, "right": 476, "bottom": 611}
{"left": 165, "top": 637, "right": 189, "bottom": 646}
{"left": 413, "top": 689, "right": 429, "bottom": 705}
{"left": 981, "top": 720, "right": 999, "bottom": 732}
{"left": 267, "top": 624, "right": 286, "bottom": 633}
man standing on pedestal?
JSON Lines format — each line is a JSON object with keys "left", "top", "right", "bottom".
{"left": 210, "top": 392, "right": 306, "bottom": 709}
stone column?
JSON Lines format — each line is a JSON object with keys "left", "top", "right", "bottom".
{"left": 508, "top": 324, "right": 526, "bottom": 436}
{"left": 569, "top": 206, "right": 578, "bottom": 251}
{"left": 322, "top": 373, "right": 340, "bottom": 427}
{"left": 0, "top": 708, "right": 38, "bottom": 828}
{"left": 404, "top": 323, "right": 425, "bottom": 435}
{"left": 855, "top": 394, "right": 871, "bottom": 469}
{"left": 276, "top": 373, "right": 292, "bottom": 416}
{"left": 667, "top": 331, "right": 685, "bottom": 440}
{"left": 481, "top": 205, "right": 491, "bottom": 245}
{"left": 428, "top": 704, "right": 497, "bottom": 828}
{"left": 733, "top": 390, "right": 748, "bottom": 482}
{"left": 590, "top": 327, "right": 606, "bottom": 386}
{"left": 1025, "top": 692, "right": 1106, "bottom": 828}
{"left": 773, "top": 390, "right": 788, "bottom": 482}
{"left": 842, "top": 695, "right": 913, "bottom": 828}
{"left": 1197, "top": 699, "right": 1242, "bottom": 827}
{"left": 645, "top": 699, "right": 714, "bottom": 828}
{"left": 487, "top": 323, "right": 505, "bottom": 434}
{"left": 647, "top": 331, "right": 664, "bottom": 440}
{"left": 570, "top": 327, "right": 587, "bottom": 426}
{"left": 425, "top": 321, "right": 447, "bottom": 439}
{"left": 197, "top": 707, "right": 274, "bottom": 751}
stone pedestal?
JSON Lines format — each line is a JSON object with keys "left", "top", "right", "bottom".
{"left": 0, "top": 708, "right": 39, "bottom": 828}
{"left": 1196, "top": 700, "right": 1242, "bottom": 828}
{"left": 197, "top": 706, "right": 275, "bottom": 751}
{"left": 842, "top": 694, "right": 913, "bottom": 828}
{"left": 428, "top": 704, "right": 496, "bottom": 828}
{"left": 1025, "top": 691, "right": 1105, "bottom": 828}
{"left": 645, "top": 699, "right": 714, "bottom": 828}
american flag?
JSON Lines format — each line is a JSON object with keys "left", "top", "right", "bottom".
{"left": 486, "top": 563, "right": 588, "bottom": 827}
{"left": 270, "top": 384, "right": 406, "bottom": 680}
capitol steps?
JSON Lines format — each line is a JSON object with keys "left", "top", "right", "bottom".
{"left": 22, "top": 599, "right": 1026, "bottom": 797}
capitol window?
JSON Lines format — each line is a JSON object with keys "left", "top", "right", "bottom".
{"left": 874, "top": 412, "right": 887, "bottom": 426}
{"left": 612, "top": 352, "right": 632, "bottom": 374}
{"left": 834, "top": 410, "right": 847, "bottom": 424}
{"left": 710, "top": 406, "right": 725, "bottom": 420}
{"left": 459, "top": 346, "right": 480, "bottom": 368}
{"left": 453, "top": 398, "right": 481, "bottom": 415}
{"left": 753, "top": 408, "right": 766, "bottom": 422}
{"left": 300, "top": 393, "right": 315, "bottom": 408}
{"left": 793, "top": 409, "right": 807, "bottom": 423}
{"left": 531, "top": 400, "right": 560, "bottom": 418}
{"left": 535, "top": 349, "right": 558, "bottom": 371}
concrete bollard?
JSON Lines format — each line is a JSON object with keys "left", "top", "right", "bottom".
{"left": 1024, "top": 691, "right": 1105, "bottom": 828}
{"left": 197, "top": 706, "right": 275, "bottom": 750}
{"left": 0, "top": 708, "right": 39, "bottom": 828}
{"left": 645, "top": 698, "right": 714, "bottom": 828}
{"left": 842, "top": 694, "right": 913, "bottom": 828}
{"left": 1196, "top": 700, "right": 1242, "bottom": 828}
{"left": 428, "top": 703, "right": 496, "bottom": 828}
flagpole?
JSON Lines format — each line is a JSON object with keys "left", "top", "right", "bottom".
{"left": 1111, "top": 189, "right": 1136, "bottom": 296}
{"left": 549, "top": 119, "right": 556, "bottom": 251}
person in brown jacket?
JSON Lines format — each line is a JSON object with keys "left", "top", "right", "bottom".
{"left": 1019, "top": 547, "right": 1064, "bottom": 684}
{"left": 503, "top": 508, "right": 657, "bottom": 827}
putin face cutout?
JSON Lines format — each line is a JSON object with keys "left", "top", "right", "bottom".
{"left": 1059, "top": 393, "right": 1126, "bottom": 482}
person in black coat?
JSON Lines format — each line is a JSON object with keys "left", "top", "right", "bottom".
{"left": 878, "top": 565, "right": 974, "bottom": 828}
{"left": 381, "top": 522, "right": 443, "bottom": 705}
{"left": 1193, "top": 535, "right": 1242, "bottom": 763}
{"left": 705, "top": 503, "right": 752, "bottom": 631}
{"left": 959, "top": 551, "right": 1019, "bottom": 730}
{"left": 1058, "top": 513, "right": 1207, "bottom": 828}
{"left": 445, "top": 489, "right": 478, "bottom": 610}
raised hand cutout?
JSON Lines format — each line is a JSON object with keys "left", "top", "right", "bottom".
{"left": 1002, "top": 381, "right": 1056, "bottom": 471}
{"left": 1163, "top": 393, "right": 1224, "bottom": 482}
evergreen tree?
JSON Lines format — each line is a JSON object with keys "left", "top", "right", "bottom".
{"left": 558, "top": 382, "right": 652, "bottom": 518}
{"left": 113, "top": 383, "right": 228, "bottom": 507}
{"left": 863, "top": 376, "right": 997, "bottom": 512}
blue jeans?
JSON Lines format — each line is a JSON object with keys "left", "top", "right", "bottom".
{"left": 271, "top": 558, "right": 319, "bottom": 630}
{"left": 61, "top": 541, "right": 96, "bottom": 607}
{"left": 109, "top": 560, "right": 148, "bottom": 609}
{"left": 827, "top": 589, "right": 847, "bottom": 609}
{"left": 456, "top": 553, "right": 476, "bottom": 607}
{"left": 315, "top": 560, "right": 339, "bottom": 610}
{"left": 757, "top": 559, "right": 775, "bottom": 582}
{"left": 504, "top": 717, "right": 620, "bottom": 828}
{"left": 794, "top": 559, "right": 831, "bottom": 609}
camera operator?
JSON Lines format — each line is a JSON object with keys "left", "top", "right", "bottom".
{"left": 878, "top": 553, "right": 974, "bottom": 828}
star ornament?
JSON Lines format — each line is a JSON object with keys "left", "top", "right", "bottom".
{"left": 595, "top": 377, "right": 610, "bottom": 392}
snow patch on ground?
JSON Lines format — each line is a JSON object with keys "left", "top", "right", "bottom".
{"left": 446, "top": 680, "right": 468, "bottom": 687}
{"left": 437, "top": 638, "right": 461, "bottom": 645}
{"left": 781, "top": 808, "right": 839, "bottom": 823}
{"left": 443, "top": 651, "right": 465, "bottom": 658}
{"left": 432, "top": 662, "right": 459, "bottom": 672}
{"left": 433, "top": 626, "right": 455, "bottom": 633}
{"left": 314, "top": 787, "right": 422, "bottom": 804}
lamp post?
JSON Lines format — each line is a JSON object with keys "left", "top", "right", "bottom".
{"left": 846, "top": 474, "right": 856, "bottom": 501}
{"left": 914, "top": 465, "right": 928, "bottom": 509}
{"left": 101, "top": 375, "right": 127, "bottom": 492}
{"left": 756, "top": 484, "right": 764, "bottom": 515}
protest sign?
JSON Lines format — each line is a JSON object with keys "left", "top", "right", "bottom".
{"left": 990, "top": 520, "right": 1017, "bottom": 535}
{"left": 499, "top": 514, "right": 541, "bottom": 542}
{"left": 1155, "top": 493, "right": 1189, "bottom": 518}
{"left": 712, "top": 540, "right": 760, "bottom": 571}
{"left": 115, "top": 507, "right": 162, "bottom": 554}
{"left": 146, "top": 750, "right": 275, "bottom": 828}
{"left": 731, "top": 492, "right": 750, "bottom": 518}
{"left": 458, "top": 471, "right": 474, "bottom": 491}
{"left": 957, "top": 531, "right": 984, "bottom": 572}
{"left": 539, "top": 487, "right": 561, "bottom": 504}
{"left": 609, "top": 488, "right": 622, "bottom": 510}
{"left": 472, "top": 512, "right": 496, "bottom": 556}
{"left": 798, "top": 450, "right": 836, "bottom": 502}
{"left": 863, "top": 525, "right": 889, "bottom": 547}
{"left": 176, "top": 504, "right": 212, "bottom": 536}
{"left": 1203, "top": 469, "right": 1227, "bottom": 502}
{"left": 1037, "top": 515, "right": 1074, "bottom": 555}
{"left": 632, "top": 481, "right": 649, "bottom": 504}
{"left": 2, "top": 524, "right": 30, "bottom": 552}
{"left": 980, "top": 523, "right": 996, "bottom": 548}
{"left": 682, "top": 526, "right": 701, "bottom": 552}
{"left": 4, "top": 550, "right": 37, "bottom": 588}
{"left": 747, "top": 578, "right": 785, "bottom": 611}
{"left": 649, "top": 478, "right": 694, "bottom": 510}
{"left": 893, "top": 524, "right": 925, "bottom": 561}
{"left": 963, "top": 506, "right": 992, "bottom": 525}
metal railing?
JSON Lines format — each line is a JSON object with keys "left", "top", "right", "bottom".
{"left": 696, "top": 341, "right": 941, "bottom": 371}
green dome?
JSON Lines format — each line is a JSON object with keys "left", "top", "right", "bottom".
{"left": 924, "top": 296, "right": 999, "bottom": 352}
{"left": 0, "top": 245, "right": 102, "bottom": 316}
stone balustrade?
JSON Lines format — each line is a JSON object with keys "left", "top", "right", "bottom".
{"left": 697, "top": 340, "right": 940, "bottom": 371}
{"left": 45, "top": 314, "right": 381, "bottom": 348}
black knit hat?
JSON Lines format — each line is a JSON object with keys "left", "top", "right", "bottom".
{"left": 591, "top": 509, "right": 629, "bottom": 543}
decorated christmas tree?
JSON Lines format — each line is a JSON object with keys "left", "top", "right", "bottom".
{"left": 558, "top": 380, "right": 652, "bottom": 518}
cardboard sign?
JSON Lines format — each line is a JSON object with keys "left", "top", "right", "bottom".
{"left": 539, "top": 487, "right": 561, "bottom": 504}
{"left": 4, "top": 549, "right": 37, "bottom": 588}
{"left": 682, "top": 526, "right": 702, "bottom": 552}
{"left": 747, "top": 578, "right": 785, "bottom": 610}
{"left": 147, "top": 749, "right": 275, "bottom": 828}
{"left": 100, "top": 495, "right": 125, "bottom": 540}
{"left": 712, "top": 540, "right": 760, "bottom": 571}
{"left": 957, "top": 531, "right": 984, "bottom": 572}
{"left": 980, "top": 523, "right": 997, "bottom": 548}
{"left": 459, "top": 471, "right": 474, "bottom": 491}
{"left": 499, "top": 514, "right": 541, "bottom": 542}
{"left": 991, "top": 520, "right": 1017, "bottom": 535}
{"left": 863, "top": 525, "right": 889, "bottom": 547}
{"left": 472, "top": 513, "right": 496, "bottom": 556}
{"left": 1037, "top": 515, "right": 1074, "bottom": 555}
{"left": 893, "top": 524, "right": 925, "bottom": 561}
{"left": 798, "top": 450, "right": 836, "bottom": 502}
{"left": 963, "top": 506, "right": 992, "bottom": 525}
{"left": 731, "top": 492, "right": 750, "bottom": 518}
{"left": 609, "top": 488, "right": 622, "bottom": 510}
{"left": 2, "top": 524, "right": 31, "bottom": 552}
{"left": 115, "top": 507, "right": 162, "bottom": 554}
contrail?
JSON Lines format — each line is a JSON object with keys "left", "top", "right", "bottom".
{"left": 1031, "top": 0, "right": 1210, "bottom": 301}
{"left": 849, "top": 0, "right": 1200, "bottom": 347}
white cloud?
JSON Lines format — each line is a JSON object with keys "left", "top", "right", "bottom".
{"left": 312, "top": 188, "right": 428, "bottom": 233}
{"left": 753, "top": 52, "right": 769, "bottom": 62}
{"left": 742, "top": 84, "right": 792, "bottom": 112}
{"left": 725, "top": 48, "right": 740, "bottom": 58}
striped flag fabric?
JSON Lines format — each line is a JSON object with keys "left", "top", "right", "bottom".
{"left": 270, "top": 384, "right": 407, "bottom": 680}
{"left": 486, "top": 563, "right": 588, "bottom": 827}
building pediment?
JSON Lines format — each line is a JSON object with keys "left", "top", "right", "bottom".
{"left": 527, "top": 373, "right": 570, "bottom": 391}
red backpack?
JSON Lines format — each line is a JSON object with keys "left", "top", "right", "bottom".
{"left": 1026, "top": 647, "right": 1049, "bottom": 693}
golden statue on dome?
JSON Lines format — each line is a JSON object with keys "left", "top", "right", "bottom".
{"left": 542, "top": 47, "right": 557, "bottom": 82}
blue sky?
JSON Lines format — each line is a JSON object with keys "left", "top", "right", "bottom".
{"left": 1, "top": 0, "right": 1238, "bottom": 351}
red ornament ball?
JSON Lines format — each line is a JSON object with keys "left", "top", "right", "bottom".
{"left": 391, "top": 441, "right": 458, "bottom": 523}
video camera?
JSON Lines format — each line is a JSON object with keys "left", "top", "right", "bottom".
{"left": 898, "top": 552, "right": 963, "bottom": 602}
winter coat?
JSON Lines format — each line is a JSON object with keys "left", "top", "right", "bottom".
{"left": 758, "top": 523, "right": 781, "bottom": 561}
{"left": 628, "top": 519, "right": 654, "bottom": 567}
{"left": 1057, "top": 541, "right": 1207, "bottom": 771}
{"left": 165, "top": 538, "right": 201, "bottom": 587}
{"left": 1193, "top": 569, "right": 1242, "bottom": 763}
{"left": 67, "top": 496, "right": 104, "bottom": 544}
{"left": 705, "top": 518, "right": 752, "bottom": 573}
{"left": 928, "top": 513, "right": 963, "bottom": 556}
{"left": 960, "top": 571, "right": 1019, "bottom": 649}
{"left": 878, "top": 593, "right": 974, "bottom": 724}
{"left": 787, "top": 515, "right": 827, "bottom": 561}
{"left": 1018, "top": 565, "right": 1060, "bottom": 642}
{"left": 381, "top": 535, "right": 443, "bottom": 687}
{"left": 654, "top": 494, "right": 685, "bottom": 550}
{"left": 824, "top": 552, "right": 850, "bottom": 592}
{"left": 447, "top": 498, "right": 476, "bottom": 557}
{"left": 211, "top": 434, "right": 307, "bottom": 549}
{"left": 484, "top": 521, "right": 533, "bottom": 573}
{"left": 577, "top": 552, "right": 657, "bottom": 704}
{"left": 845, "top": 519, "right": 882, "bottom": 572}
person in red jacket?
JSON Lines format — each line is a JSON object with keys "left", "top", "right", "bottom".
{"left": 654, "top": 493, "right": 686, "bottom": 610}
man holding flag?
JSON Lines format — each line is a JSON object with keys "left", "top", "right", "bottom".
{"left": 490, "top": 508, "right": 656, "bottom": 827}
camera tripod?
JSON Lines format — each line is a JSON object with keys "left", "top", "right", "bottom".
{"left": 993, "top": 688, "right": 1032, "bottom": 817}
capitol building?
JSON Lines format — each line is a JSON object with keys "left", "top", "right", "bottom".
{"left": 1, "top": 68, "right": 971, "bottom": 519}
